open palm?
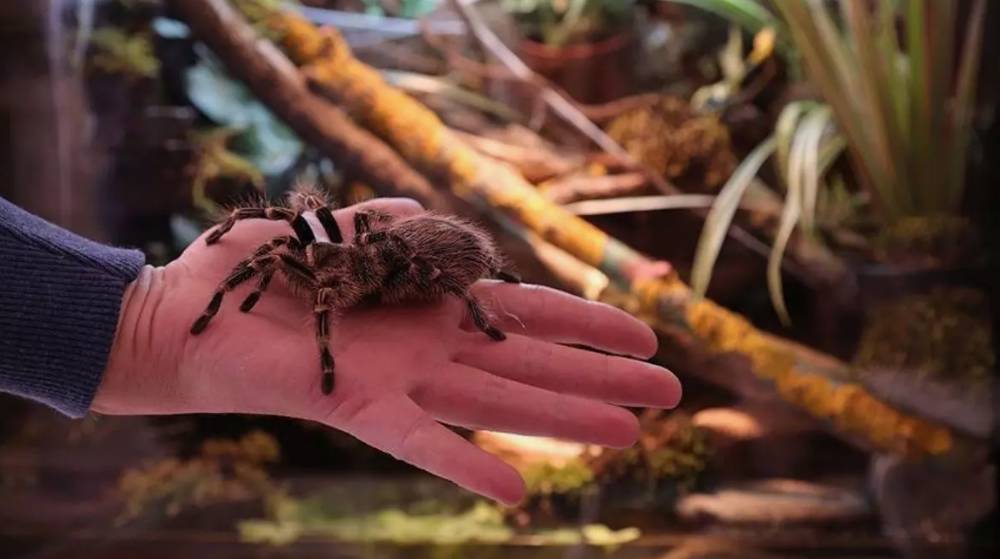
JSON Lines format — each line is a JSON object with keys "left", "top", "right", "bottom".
{"left": 94, "top": 198, "right": 682, "bottom": 504}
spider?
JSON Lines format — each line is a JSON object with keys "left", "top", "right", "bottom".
{"left": 189, "top": 184, "right": 519, "bottom": 395}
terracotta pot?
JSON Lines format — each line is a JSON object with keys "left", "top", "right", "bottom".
{"left": 516, "top": 31, "right": 637, "bottom": 104}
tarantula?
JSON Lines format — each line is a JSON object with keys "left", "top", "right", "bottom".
{"left": 190, "top": 184, "right": 518, "bottom": 395}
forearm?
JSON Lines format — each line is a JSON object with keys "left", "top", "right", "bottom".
{"left": 0, "top": 197, "right": 145, "bottom": 417}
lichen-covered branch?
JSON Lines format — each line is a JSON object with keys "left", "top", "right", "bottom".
{"left": 174, "top": 0, "right": 963, "bottom": 458}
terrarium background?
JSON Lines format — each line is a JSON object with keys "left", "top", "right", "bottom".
{"left": 1, "top": 1, "right": 997, "bottom": 558}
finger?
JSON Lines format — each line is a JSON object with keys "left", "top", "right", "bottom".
{"left": 455, "top": 333, "right": 681, "bottom": 408}
{"left": 468, "top": 282, "right": 658, "bottom": 358}
{"left": 414, "top": 363, "right": 640, "bottom": 448}
{"left": 328, "top": 395, "right": 525, "bottom": 505}
{"left": 333, "top": 198, "right": 424, "bottom": 240}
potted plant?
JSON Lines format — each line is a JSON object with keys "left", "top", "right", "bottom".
{"left": 680, "top": 1, "right": 992, "bottom": 555}
{"left": 502, "top": 0, "right": 639, "bottom": 103}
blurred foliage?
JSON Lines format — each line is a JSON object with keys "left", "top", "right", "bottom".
{"left": 241, "top": 498, "right": 639, "bottom": 548}
{"left": 607, "top": 95, "right": 736, "bottom": 191}
{"left": 117, "top": 430, "right": 285, "bottom": 523}
{"left": 503, "top": 0, "right": 636, "bottom": 46}
{"left": 662, "top": 0, "right": 779, "bottom": 36}
{"left": 189, "top": 127, "right": 266, "bottom": 212}
{"left": 231, "top": 0, "right": 296, "bottom": 40}
{"left": 691, "top": 25, "right": 777, "bottom": 112}
{"left": 872, "top": 215, "right": 980, "bottom": 269}
{"left": 362, "top": 0, "right": 440, "bottom": 18}
{"left": 185, "top": 45, "right": 303, "bottom": 178}
{"left": 772, "top": 0, "right": 986, "bottom": 221}
{"left": 854, "top": 288, "right": 994, "bottom": 387}
{"left": 696, "top": 102, "right": 847, "bottom": 323}
{"left": 88, "top": 27, "right": 160, "bottom": 79}
{"left": 689, "top": 0, "right": 986, "bottom": 322}
{"left": 606, "top": 413, "right": 710, "bottom": 491}
{"left": 522, "top": 457, "right": 595, "bottom": 497}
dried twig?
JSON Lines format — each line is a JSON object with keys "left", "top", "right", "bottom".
{"left": 452, "top": 129, "right": 580, "bottom": 182}
{"left": 539, "top": 172, "right": 649, "bottom": 205}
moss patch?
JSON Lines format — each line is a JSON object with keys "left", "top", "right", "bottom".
{"left": 606, "top": 96, "right": 737, "bottom": 191}
{"left": 854, "top": 287, "right": 993, "bottom": 386}
{"left": 873, "top": 215, "right": 980, "bottom": 267}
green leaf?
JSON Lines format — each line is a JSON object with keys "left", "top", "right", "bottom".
{"left": 185, "top": 46, "right": 302, "bottom": 176}
{"left": 691, "top": 136, "right": 777, "bottom": 298}
{"left": 768, "top": 106, "right": 829, "bottom": 324}
{"left": 664, "top": 0, "right": 777, "bottom": 34}
{"left": 774, "top": 101, "right": 814, "bottom": 186}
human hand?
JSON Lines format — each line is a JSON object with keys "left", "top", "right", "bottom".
{"left": 94, "top": 198, "right": 682, "bottom": 505}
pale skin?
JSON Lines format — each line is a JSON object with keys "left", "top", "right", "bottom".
{"left": 93, "top": 198, "right": 682, "bottom": 505}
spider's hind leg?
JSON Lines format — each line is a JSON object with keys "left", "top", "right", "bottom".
{"left": 314, "top": 288, "right": 337, "bottom": 395}
{"left": 353, "top": 210, "right": 395, "bottom": 238}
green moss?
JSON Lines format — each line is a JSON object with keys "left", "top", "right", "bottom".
{"left": 606, "top": 96, "right": 737, "bottom": 191}
{"left": 89, "top": 27, "right": 159, "bottom": 79}
{"left": 231, "top": 0, "right": 295, "bottom": 40}
{"left": 522, "top": 458, "right": 596, "bottom": 497}
{"left": 873, "top": 215, "right": 979, "bottom": 266}
{"left": 240, "top": 499, "right": 640, "bottom": 548}
{"left": 116, "top": 430, "right": 284, "bottom": 523}
{"left": 607, "top": 414, "right": 711, "bottom": 490}
{"left": 854, "top": 287, "right": 994, "bottom": 385}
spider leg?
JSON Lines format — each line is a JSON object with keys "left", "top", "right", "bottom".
{"left": 239, "top": 236, "right": 300, "bottom": 313}
{"left": 462, "top": 293, "right": 506, "bottom": 341}
{"left": 190, "top": 259, "right": 260, "bottom": 335}
{"left": 412, "top": 257, "right": 441, "bottom": 280}
{"left": 314, "top": 288, "right": 337, "bottom": 395}
{"left": 353, "top": 210, "right": 394, "bottom": 239}
{"left": 238, "top": 265, "right": 276, "bottom": 313}
{"left": 494, "top": 269, "right": 521, "bottom": 283}
{"left": 354, "top": 211, "right": 374, "bottom": 237}
{"left": 206, "top": 206, "right": 297, "bottom": 245}
{"left": 277, "top": 252, "right": 317, "bottom": 284}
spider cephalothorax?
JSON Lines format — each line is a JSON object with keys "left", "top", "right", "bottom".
{"left": 190, "top": 184, "right": 518, "bottom": 394}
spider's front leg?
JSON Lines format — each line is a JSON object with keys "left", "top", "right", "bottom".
{"left": 191, "top": 257, "right": 265, "bottom": 334}
{"left": 192, "top": 236, "right": 300, "bottom": 333}
{"left": 461, "top": 293, "right": 506, "bottom": 342}
{"left": 206, "top": 205, "right": 297, "bottom": 245}
{"left": 239, "top": 236, "right": 300, "bottom": 313}
{"left": 314, "top": 287, "right": 338, "bottom": 395}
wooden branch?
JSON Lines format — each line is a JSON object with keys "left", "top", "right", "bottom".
{"left": 178, "top": 0, "right": 968, "bottom": 459}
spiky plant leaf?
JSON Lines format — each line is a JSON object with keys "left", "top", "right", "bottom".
{"left": 691, "top": 136, "right": 776, "bottom": 298}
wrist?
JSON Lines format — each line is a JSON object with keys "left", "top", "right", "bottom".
{"left": 92, "top": 265, "right": 174, "bottom": 414}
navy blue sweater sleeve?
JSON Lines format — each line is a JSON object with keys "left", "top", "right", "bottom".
{"left": 0, "top": 197, "right": 145, "bottom": 417}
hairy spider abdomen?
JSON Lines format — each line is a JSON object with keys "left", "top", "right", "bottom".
{"left": 373, "top": 214, "right": 503, "bottom": 305}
